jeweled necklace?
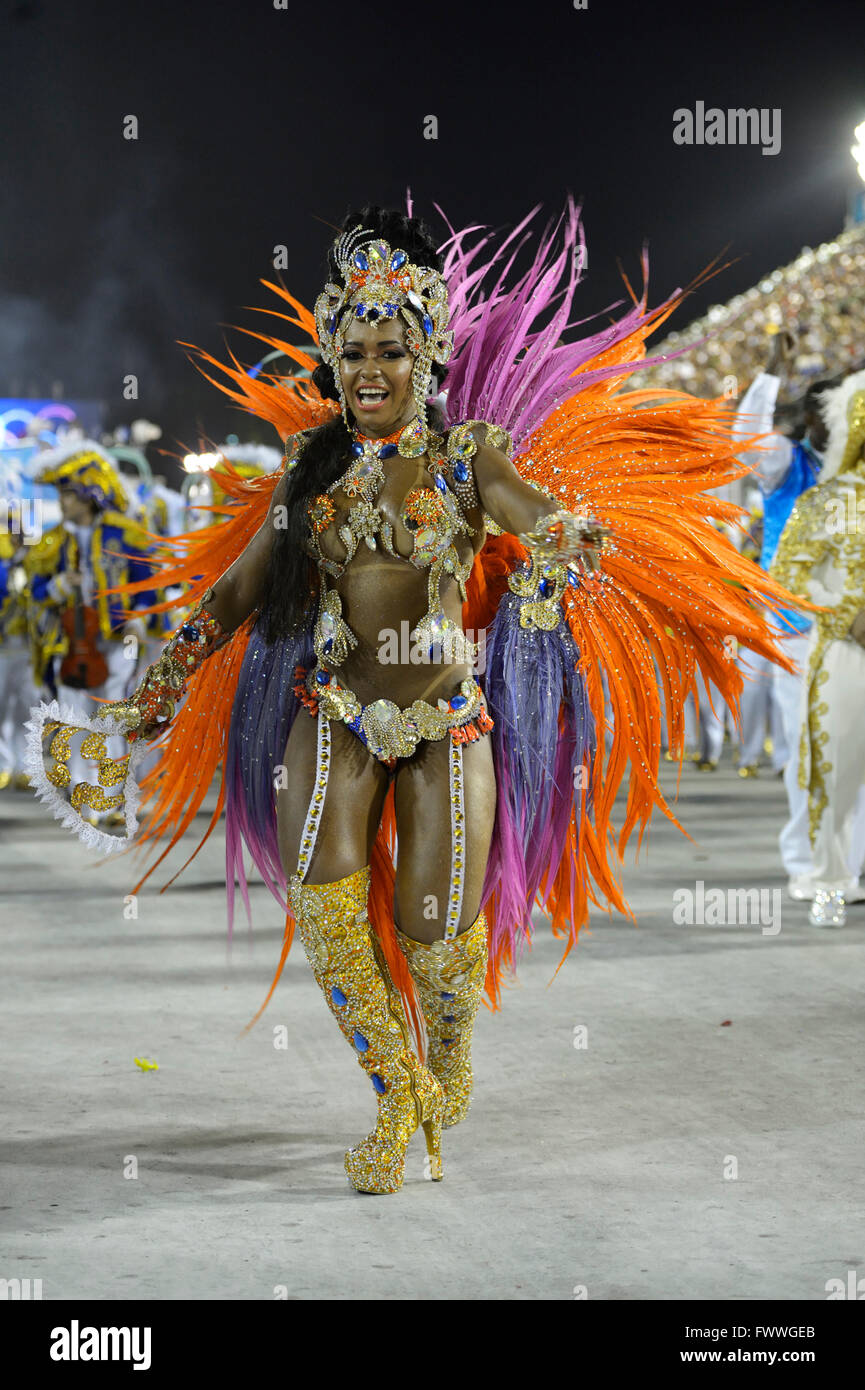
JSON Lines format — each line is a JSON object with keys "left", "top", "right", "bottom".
{"left": 352, "top": 414, "right": 429, "bottom": 458}
{"left": 338, "top": 415, "right": 430, "bottom": 498}
{"left": 350, "top": 421, "right": 404, "bottom": 460}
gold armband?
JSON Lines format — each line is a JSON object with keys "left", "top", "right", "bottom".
{"left": 443, "top": 420, "right": 514, "bottom": 511}
{"left": 102, "top": 587, "right": 231, "bottom": 742}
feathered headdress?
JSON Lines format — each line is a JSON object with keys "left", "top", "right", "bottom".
{"left": 34, "top": 439, "right": 129, "bottom": 513}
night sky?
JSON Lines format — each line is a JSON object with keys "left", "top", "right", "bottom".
{"left": 2, "top": 0, "right": 864, "bottom": 476}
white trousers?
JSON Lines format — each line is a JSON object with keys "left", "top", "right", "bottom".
{"left": 776, "top": 635, "right": 816, "bottom": 878}
{"left": 776, "top": 632, "right": 865, "bottom": 888}
{"left": 0, "top": 637, "right": 38, "bottom": 775}
{"left": 805, "top": 639, "right": 865, "bottom": 894}
{"left": 684, "top": 671, "right": 726, "bottom": 763}
{"left": 735, "top": 648, "right": 787, "bottom": 769}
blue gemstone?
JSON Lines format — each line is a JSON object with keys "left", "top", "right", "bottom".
{"left": 323, "top": 638, "right": 333, "bottom": 653}
{"left": 350, "top": 441, "right": 363, "bottom": 457}
{"left": 379, "top": 443, "right": 397, "bottom": 459}
{"left": 353, "top": 1030, "right": 369, "bottom": 1052}
{"left": 568, "top": 567, "right": 578, "bottom": 587}
{"left": 453, "top": 461, "right": 468, "bottom": 482}
{"left": 367, "top": 307, "right": 379, "bottom": 321}
{"left": 353, "top": 251, "right": 368, "bottom": 271}
{"left": 315, "top": 669, "right": 331, "bottom": 685}
{"left": 355, "top": 303, "right": 365, "bottom": 317}
{"left": 331, "top": 986, "right": 347, "bottom": 1006}
{"left": 539, "top": 578, "right": 553, "bottom": 597}
{"left": 422, "top": 314, "right": 433, "bottom": 336}
{"left": 180, "top": 624, "right": 199, "bottom": 643}
{"left": 442, "top": 1039, "right": 456, "bottom": 1047}
{"left": 443, "top": 1015, "right": 456, "bottom": 1023}
{"left": 391, "top": 250, "right": 407, "bottom": 269}
{"left": 450, "top": 694, "right": 467, "bottom": 710}
{"left": 328, "top": 314, "right": 338, "bottom": 333}
{"left": 372, "top": 1074, "right": 386, "bottom": 1094}
{"left": 434, "top": 473, "right": 446, "bottom": 492}
{"left": 440, "top": 991, "right": 456, "bottom": 1000}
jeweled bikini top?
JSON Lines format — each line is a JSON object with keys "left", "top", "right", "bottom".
{"left": 289, "top": 416, "right": 512, "bottom": 669}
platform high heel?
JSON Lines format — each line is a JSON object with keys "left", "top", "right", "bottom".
{"left": 396, "top": 911, "right": 488, "bottom": 1128}
{"left": 291, "top": 866, "right": 444, "bottom": 1193}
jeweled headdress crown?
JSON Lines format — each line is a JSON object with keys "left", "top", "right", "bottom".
{"left": 313, "top": 226, "right": 453, "bottom": 428}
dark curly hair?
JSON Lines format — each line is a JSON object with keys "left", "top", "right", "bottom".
{"left": 258, "top": 205, "right": 448, "bottom": 644}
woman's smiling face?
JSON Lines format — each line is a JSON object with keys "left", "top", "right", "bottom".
{"left": 338, "top": 316, "right": 417, "bottom": 436}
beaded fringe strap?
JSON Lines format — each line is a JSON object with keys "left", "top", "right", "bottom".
{"left": 23, "top": 699, "right": 147, "bottom": 855}
{"left": 444, "top": 738, "right": 465, "bottom": 943}
{"left": 293, "top": 707, "right": 332, "bottom": 886}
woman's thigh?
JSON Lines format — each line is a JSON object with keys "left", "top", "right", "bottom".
{"left": 392, "top": 733, "right": 497, "bottom": 942}
{"left": 275, "top": 711, "right": 391, "bottom": 885}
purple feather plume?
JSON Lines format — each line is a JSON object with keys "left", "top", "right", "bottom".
{"left": 482, "top": 581, "right": 595, "bottom": 963}
{"left": 224, "top": 620, "right": 314, "bottom": 935}
{"left": 437, "top": 198, "right": 685, "bottom": 445}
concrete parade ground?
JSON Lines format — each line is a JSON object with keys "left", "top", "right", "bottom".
{"left": 1, "top": 748, "right": 863, "bottom": 1302}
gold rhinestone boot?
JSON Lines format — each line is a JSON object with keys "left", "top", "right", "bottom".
{"left": 396, "top": 911, "right": 488, "bottom": 1128}
{"left": 291, "top": 867, "right": 444, "bottom": 1194}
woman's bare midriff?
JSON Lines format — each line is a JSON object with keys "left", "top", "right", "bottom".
{"left": 331, "top": 551, "right": 474, "bottom": 706}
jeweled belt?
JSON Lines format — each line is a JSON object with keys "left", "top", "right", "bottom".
{"left": 293, "top": 664, "right": 493, "bottom": 765}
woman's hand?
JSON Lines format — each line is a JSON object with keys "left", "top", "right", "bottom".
{"left": 766, "top": 328, "right": 796, "bottom": 377}
{"left": 99, "top": 699, "right": 150, "bottom": 741}
{"left": 517, "top": 510, "right": 607, "bottom": 573}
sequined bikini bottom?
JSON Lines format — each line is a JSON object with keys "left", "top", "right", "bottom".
{"left": 293, "top": 663, "right": 494, "bottom": 768}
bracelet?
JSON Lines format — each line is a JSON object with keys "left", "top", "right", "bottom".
{"left": 104, "top": 588, "right": 230, "bottom": 740}
{"left": 517, "top": 509, "right": 606, "bottom": 571}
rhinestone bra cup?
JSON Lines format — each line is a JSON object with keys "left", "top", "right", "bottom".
{"left": 303, "top": 420, "right": 512, "bottom": 669}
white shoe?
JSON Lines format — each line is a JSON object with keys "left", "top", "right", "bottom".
{"left": 787, "top": 876, "right": 816, "bottom": 902}
{"left": 808, "top": 889, "right": 847, "bottom": 928}
{"left": 787, "top": 876, "right": 863, "bottom": 904}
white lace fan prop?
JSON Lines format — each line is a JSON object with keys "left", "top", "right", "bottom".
{"left": 24, "top": 700, "right": 148, "bottom": 855}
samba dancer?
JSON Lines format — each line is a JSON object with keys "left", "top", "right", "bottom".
{"left": 28, "top": 205, "right": 803, "bottom": 1194}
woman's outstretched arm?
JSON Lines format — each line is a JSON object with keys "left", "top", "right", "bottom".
{"left": 104, "top": 471, "right": 292, "bottom": 740}
{"left": 471, "top": 433, "right": 604, "bottom": 568}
